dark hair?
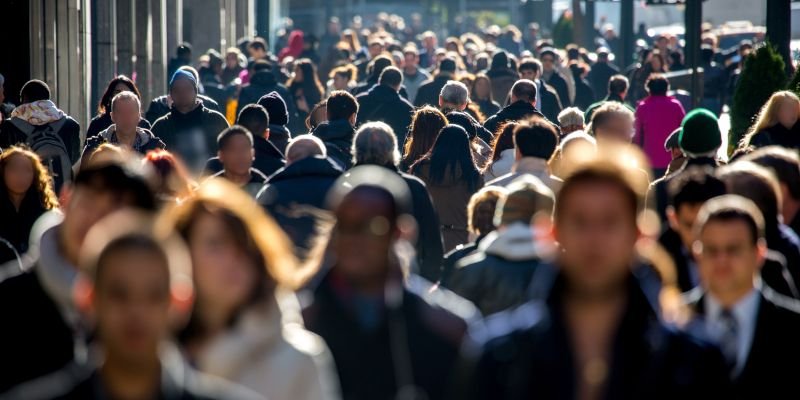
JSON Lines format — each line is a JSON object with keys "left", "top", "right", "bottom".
{"left": 511, "top": 80, "right": 537, "bottom": 103}
{"left": 608, "top": 74, "right": 629, "bottom": 96}
{"left": 403, "top": 106, "right": 447, "bottom": 169}
{"left": 236, "top": 104, "right": 269, "bottom": 137}
{"left": 217, "top": 125, "right": 254, "bottom": 151}
{"left": 98, "top": 76, "right": 141, "bottom": 114}
{"left": 305, "top": 100, "right": 327, "bottom": 130}
{"left": 646, "top": 74, "right": 669, "bottom": 96}
{"left": 287, "top": 59, "right": 325, "bottom": 108}
{"left": 701, "top": 45, "right": 715, "bottom": 64}
{"left": 74, "top": 161, "right": 157, "bottom": 211}
{"left": 252, "top": 59, "right": 272, "bottom": 72}
{"left": 446, "top": 111, "right": 477, "bottom": 140}
{"left": 379, "top": 67, "right": 403, "bottom": 88}
{"left": 176, "top": 42, "right": 193, "bottom": 57}
{"left": 327, "top": 90, "right": 358, "bottom": 121}
{"left": 667, "top": 166, "right": 726, "bottom": 210}
{"left": 20, "top": 80, "right": 51, "bottom": 103}
{"left": 248, "top": 38, "right": 267, "bottom": 52}
{"left": 556, "top": 163, "right": 639, "bottom": 223}
{"left": 95, "top": 235, "right": 169, "bottom": 285}
{"left": 369, "top": 55, "right": 394, "bottom": 80}
{"left": 716, "top": 162, "right": 781, "bottom": 230}
{"left": 471, "top": 73, "right": 494, "bottom": 102}
{"left": 412, "top": 124, "right": 480, "bottom": 192}
{"left": 488, "top": 121, "right": 518, "bottom": 165}
{"left": 513, "top": 120, "right": 559, "bottom": 160}
{"left": 742, "top": 146, "right": 800, "bottom": 201}
{"left": 518, "top": 58, "right": 542, "bottom": 74}
{"left": 694, "top": 195, "right": 765, "bottom": 245}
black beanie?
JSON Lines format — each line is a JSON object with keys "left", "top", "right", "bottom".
{"left": 257, "top": 91, "right": 289, "bottom": 126}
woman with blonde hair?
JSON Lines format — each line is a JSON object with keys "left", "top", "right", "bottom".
{"left": 0, "top": 146, "right": 59, "bottom": 264}
{"left": 741, "top": 90, "right": 800, "bottom": 150}
{"left": 164, "top": 178, "right": 340, "bottom": 400}
{"left": 400, "top": 106, "right": 448, "bottom": 172}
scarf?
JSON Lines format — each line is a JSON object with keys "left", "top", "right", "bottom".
{"left": 10, "top": 100, "right": 66, "bottom": 126}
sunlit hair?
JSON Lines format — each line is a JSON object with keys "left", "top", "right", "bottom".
{"left": 467, "top": 186, "right": 506, "bottom": 236}
{"left": 142, "top": 149, "right": 196, "bottom": 202}
{"left": 98, "top": 75, "right": 141, "bottom": 114}
{"left": 741, "top": 90, "right": 800, "bottom": 148}
{"left": 0, "top": 146, "right": 59, "bottom": 210}
{"left": 483, "top": 121, "right": 519, "bottom": 175}
{"left": 402, "top": 106, "right": 448, "bottom": 168}
{"left": 587, "top": 101, "right": 634, "bottom": 137}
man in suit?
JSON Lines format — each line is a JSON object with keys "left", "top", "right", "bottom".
{"left": 685, "top": 194, "right": 800, "bottom": 399}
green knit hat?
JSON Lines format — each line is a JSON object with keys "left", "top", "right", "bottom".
{"left": 679, "top": 108, "right": 721, "bottom": 156}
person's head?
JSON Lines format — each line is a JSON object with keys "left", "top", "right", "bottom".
{"left": 487, "top": 121, "right": 519, "bottom": 169}
{"left": 99, "top": 76, "right": 140, "bottom": 115}
{"left": 326, "top": 166, "right": 413, "bottom": 286}
{"left": 666, "top": 166, "right": 727, "bottom": 249}
{"left": 608, "top": 74, "right": 629, "bottom": 99}
{"left": 743, "top": 91, "right": 800, "bottom": 147}
{"left": 439, "top": 80, "right": 470, "bottom": 111}
{"left": 379, "top": 66, "right": 403, "bottom": 91}
{"left": 513, "top": 120, "right": 559, "bottom": 162}
{"left": 0, "top": 146, "right": 59, "bottom": 210}
{"left": 367, "top": 38, "right": 385, "bottom": 58}
{"left": 236, "top": 104, "right": 270, "bottom": 140}
{"left": 20, "top": 80, "right": 51, "bottom": 104}
{"left": 404, "top": 106, "right": 448, "bottom": 167}
{"left": 327, "top": 16, "right": 341, "bottom": 34}
{"left": 61, "top": 159, "right": 157, "bottom": 266}
{"left": 330, "top": 65, "right": 357, "bottom": 91}
{"left": 247, "top": 38, "right": 268, "bottom": 60}
{"left": 648, "top": 50, "right": 667, "bottom": 72}
{"left": 109, "top": 91, "right": 142, "bottom": 134}
{"left": 217, "top": 126, "right": 255, "bottom": 176}
{"left": 169, "top": 69, "right": 199, "bottom": 110}
{"left": 286, "top": 134, "right": 326, "bottom": 164}
{"left": 554, "top": 161, "right": 642, "bottom": 296}
{"left": 692, "top": 195, "right": 767, "bottom": 306}
{"left": 468, "top": 187, "right": 505, "bottom": 238}
{"left": 471, "top": 74, "right": 493, "bottom": 101}
{"left": 588, "top": 102, "right": 635, "bottom": 143}
{"left": 438, "top": 57, "right": 457, "bottom": 76}
{"left": 518, "top": 58, "right": 542, "bottom": 81}
{"left": 740, "top": 146, "right": 800, "bottom": 222}
{"left": 700, "top": 45, "right": 715, "bottom": 65}
{"left": 416, "top": 124, "right": 481, "bottom": 192}
{"left": 557, "top": 107, "right": 585, "bottom": 135}
{"left": 225, "top": 47, "right": 242, "bottom": 69}
{"left": 539, "top": 48, "right": 557, "bottom": 72}
{"left": 166, "top": 179, "right": 299, "bottom": 339}
{"left": 679, "top": 108, "right": 722, "bottom": 157}
{"left": 596, "top": 47, "right": 610, "bottom": 62}
{"left": 305, "top": 101, "right": 327, "bottom": 131}
{"left": 353, "top": 121, "right": 400, "bottom": 168}
{"left": 142, "top": 149, "right": 195, "bottom": 202}
{"left": 403, "top": 46, "right": 419, "bottom": 70}
{"left": 257, "top": 91, "right": 289, "bottom": 127}
{"left": 510, "top": 79, "right": 537, "bottom": 104}
{"left": 496, "top": 176, "right": 555, "bottom": 227}
{"left": 326, "top": 90, "right": 358, "bottom": 124}
{"left": 645, "top": 73, "right": 669, "bottom": 96}
{"left": 716, "top": 162, "right": 782, "bottom": 231}
{"left": 176, "top": 42, "right": 193, "bottom": 61}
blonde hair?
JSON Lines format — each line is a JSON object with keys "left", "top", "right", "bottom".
{"left": 741, "top": 90, "right": 800, "bottom": 148}
{"left": 0, "top": 146, "right": 59, "bottom": 210}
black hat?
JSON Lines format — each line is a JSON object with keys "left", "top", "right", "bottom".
{"left": 439, "top": 57, "right": 457, "bottom": 73}
{"left": 257, "top": 91, "right": 289, "bottom": 126}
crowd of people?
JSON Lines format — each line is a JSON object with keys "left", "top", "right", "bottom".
{"left": 0, "top": 12, "right": 798, "bottom": 400}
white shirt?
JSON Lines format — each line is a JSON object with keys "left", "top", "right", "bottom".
{"left": 704, "top": 285, "right": 761, "bottom": 376}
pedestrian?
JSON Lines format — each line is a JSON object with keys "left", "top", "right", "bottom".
{"left": 278, "top": 29, "right": 305, "bottom": 62}
{"left": 484, "top": 79, "right": 550, "bottom": 136}
{"left": 410, "top": 124, "right": 484, "bottom": 251}
{"left": 356, "top": 67, "right": 414, "bottom": 145}
{"left": 584, "top": 74, "right": 633, "bottom": 122}
{"left": 518, "top": 58, "right": 563, "bottom": 123}
{"left": 471, "top": 73, "right": 501, "bottom": 118}
{"left": 586, "top": 48, "right": 620, "bottom": 102}
{"left": 741, "top": 146, "right": 800, "bottom": 237}
{"left": 220, "top": 47, "right": 245, "bottom": 85}
{"left": 739, "top": 91, "right": 800, "bottom": 150}
{"left": 634, "top": 74, "right": 686, "bottom": 176}
{"left": 557, "top": 107, "right": 585, "bottom": 136}
{"left": 482, "top": 121, "right": 518, "bottom": 181}
{"left": 539, "top": 48, "right": 570, "bottom": 107}
{"left": 486, "top": 119, "right": 562, "bottom": 192}
{"left": 142, "top": 149, "right": 197, "bottom": 204}
{"left": 588, "top": 101, "right": 635, "bottom": 145}
{"left": 402, "top": 46, "right": 432, "bottom": 104}
{"left": 663, "top": 127, "right": 686, "bottom": 177}
{"left": 568, "top": 62, "right": 594, "bottom": 111}
{"left": 414, "top": 57, "right": 457, "bottom": 107}
{"left": 311, "top": 90, "right": 358, "bottom": 170}
{"left": 0, "top": 73, "right": 14, "bottom": 120}
{"left": 438, "top": 81, "right": 493, "bottom": 144}
{"left": 400, "top": 106, "right": 448, "bottom": 172}
{"left": 204, "top": 126, "right": 268, "bottom": 197}
{"left": 145, "top": 66, "right": 222, "bottom": 124}
{"left": 699, "top": 45, "right": 727, "bottom": 117}
{"left": 286, "top": 59, "right": 325, "bottom": 134}
{"left": 236, "top": 60, "right": 294, "bottom": 118}
{"left": 85, "top": 75, "right": 151, "bottom": 139}
{"left": 485, "top": 51, "right": 519, "bottom": 106}
{"left": 326, "top": 64, "right": 358, "bottom": 95}
{"left": 167, "top": 42, "right": 193, "bottom": 82}
{"left": 257, "top": 91, "right": 293, "bottom": 153}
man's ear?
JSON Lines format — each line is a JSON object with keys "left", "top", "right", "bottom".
{"left": 217, "top": 150, "right": 224, "bottom": 163}
{"left": 666, "top": 206, "right": 679, "bottom": 231}
{"left": 59, "top": 183, "right": 73, "bottom": 213}
{"left": 348, "top": 113, "right": 357, "bottom": 126}
{"left": 756, "top": 238, "right": 768, "bottom": 271}
{"left": 73, "top": 276, "right": 95, "bottom": 314}
{"left": 263, "top": 128, "right": 270, "bottom": 140}
{"left": 109, "top": 110, "right": 116, "bottom": 124}
{"left": 250, "top": 148, "right": 255, "bottom": 161}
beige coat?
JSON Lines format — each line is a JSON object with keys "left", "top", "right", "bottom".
{"left": 197, "top": 289, "right": 341, "bottom": 400}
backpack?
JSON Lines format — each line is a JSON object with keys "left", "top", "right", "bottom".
{"left": 24, "top": 118, "right": 72, "bottom": 192}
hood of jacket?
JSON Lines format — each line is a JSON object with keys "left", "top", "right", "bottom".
{"left": 478, "top": 222, "right": 539, "bottom": 261}
{"left": 270, "top": 155, "right": 343, "bottom": 182}
{"left": 98, "top": 124, "right": 161, "bottom": 146}
{"left": 10, "top": 100, "right": 66, "bottom": 126}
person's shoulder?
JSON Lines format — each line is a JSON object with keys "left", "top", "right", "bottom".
{"left": 184, "top": 369, "right": 266, "bottom": 400}
{"left": 406, "top": 274, "right": 481, "bottom": 325}
{"left": 469, "top": 301, "right": 548, "bottom": 350}
{"left": 762, "top": 286, "right": 800, "bottom": 317}
{"left": 0, "top": 362, "right": 93, "bottom": 400}
{"left": 202, "top": 107, "right": 229, "bottom": 123}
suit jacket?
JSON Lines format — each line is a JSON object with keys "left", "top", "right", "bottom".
{"left": 684, "top": 287, "right": 800, "bottom": 400}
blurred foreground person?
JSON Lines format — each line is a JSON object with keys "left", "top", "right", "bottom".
{"left": 2, "top": 212, "right": 262, "bottom": 399}
{"left": 167, "top": 179, "right": 340, "bottom": 400}
{"left": 463, "top": 150, "right": 730, "bottom": 399}
{"left": 685, "top": 195, "right": 800, "bottom": 399}
{"left": 302, "top": 166, "right": 478, "bottom": 400}
{"left": 0, "top": 159, "right": 156, "bottom": 393}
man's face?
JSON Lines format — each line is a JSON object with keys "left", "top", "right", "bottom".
{"left": 62, "top": 187, "right": 128, "bottom": 264}
{"left": 369, "top": 44, "right": 383, "bottom": 58}
{"left": 519, "top": 68, "right": 537, "bottom": 81}
{"left": 226, "top": 54, "right": 238, "bottom": 68}
{"left": 94, "top": 249, "right": 170, "bottom": 365}
{"left": 169, "top": 79, "right": 196, "bottom": 109}
{"left": 555, "top": 182, "right": 639, "bottom": 295}
{"left": 218, "top": 134, "right": 254, "bottom": 176}
{"left": 694, "top": 220, "right": 763, "bottom": 299}
{"left": 541, "top": 55, "right": 555, "bottom": 72}
{"left": 404, "top": 53, "right": 418, "bottom": 69}
{"left": 668, "top": 203, "right": 703, "bottom": 250}
{"left": 110, "top": 99, "right": 141, "bottom": 133}
{"left": 424, "top": 36, "right": 437, "bottom": 50}
{"left": 249, "top": 47, "right": 267, "bottom": 60}
{"left": 334, "top": 190, "right": 395, "bottom": 286}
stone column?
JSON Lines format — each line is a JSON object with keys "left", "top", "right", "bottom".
{"left": 134, "top": 0, "right": 153, "bottom": 104}
{"left": 117, "top": 0, "right": 135, "bottom": 77}
{"left": 92, "top": 0, "right": 117, "bottom": 111}
{"left": 151, "top": 0, "right": 167, "bottom": 97}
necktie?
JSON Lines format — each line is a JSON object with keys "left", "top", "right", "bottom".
{"left": 718, "top": 309, "right": 739, "bottom": 374}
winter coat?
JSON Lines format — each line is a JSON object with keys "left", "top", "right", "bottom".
{"left": 486, "top": 68, "right": 519, "bottom": 106}
{"left": 402, "top": 68, "right": 432, "bottom": 104}
{"left": 236, "top": 70, "right": 295, "bottom": 118}
{"left": 486, "top": 157, "right": 563, "bottom": 193}
{"left": 256, "top": 156, "right": 343, "bottom": 257}
{"left": 586, "top": 61, "right": 620, "bottom": 102}
{"left": 749, "top": 121, "right": 800, "bottom": 150}
{"left": 634, "top": 95, "right": 686, "bottom": 169}
{"left": 483, "top": 101, "right": 549, "bottom": 138}
{"left": 204, "top": 135, "right": 286, "bottom": 179}
{"left": 195, "top": 289, "right": 341, "bottom": 400}
{"left": 482, "top": 148, "right": 515, "bottom": 182}
{"left": 474, "top": 99, "right": 501, "bottom": 120}
{"left": 150, "top": 104, "right": 230, "bottom": 171}
{"left": 584, "top": 94, "right": 634, "bottom": 123}
{"left": 268, "top": 124, "right": 292, "bottom": 154}
{"left": 85, "top": 112, "right": 151, "bottom": 139}
{"left": 81, "top": 125, "right": 166, "bottom": 161}
{"left": 414, "top": 75, "right": 452, "bottom": 108}
{"left": 0, "top": 190, "right": 49, "bottom": 265}
{"left": 544, "top": 70, "right": 571, "bottom": 108}
{"left": 356, "top": 85, "right": 415, "bottom": 144}
{"left": 312, "top": 119, "right": 356, "bottom": 170}
{"left": 538, "top": 80, "right": 564, "bottom": 124}
{"left": 207, "top": 168, "right": 268, "bottom": 198}
{"left": 145, "top": 94, "right": 221, "bottom": 125}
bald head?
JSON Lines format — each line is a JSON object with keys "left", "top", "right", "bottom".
{"left": 286, "top": 135, "right": 326, "bottom": 164}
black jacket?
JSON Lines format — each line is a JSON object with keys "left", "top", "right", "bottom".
{"left": 150, "top": 104, "right": 230, "bottom": 171}
{"left": 485, "top": 68, "right": 519, "bottom": 106}
{"left": 570, "top": 66, "right": 596, "bottom": 111}
{"left": 203, "top": 135, "right": 286, "bottom": 178}
{"left": 461, "top": 269, "right": 731, "bottom": 400}
{"left": 587, "top": 61, "right": 620, "bottom": 102}
{"left": 749, "top": 121, "right": 800, "bottom": 150}
{"left": 414, "top": 75, "right": 452, "bottom": 107}
{"left": 144, "top": 94, "right": 221, "bottom": 125}
{"left": 538, "top": 80, "right": 564, "bottom": 124}
{"left": 208, "top": 168, "right": 268, "bottom": 198}
{"left": 0, "top": 192, "right": 48, "bottom": 265}
{"left": 484, "top": 100, "right": 548, "bottom": 137}
{"left": 356, "top": 85, "right": 415, "bottom": 144}
{"left": 474, "top": 99, "right": 501, "bottom": 120}
{"left": 256, "top": 156, "right": 342, "bottom": 257}
{"left": 303, "top": 271, "right": 475, "bottom": 400}
{"left": 649, "top": 156, "right": 720, "bottom": 222}
{"left": 312, "top": 119, "right": 356, "bottom": 170}
{"left": 545, "top": 70, "right": 571, "bottom": 108}
{"left": 267, "top": 124, "right": 291, "bottom": 154}
{"left": 684, "top": 287, "right": 800, "bottom": 400}
{"left": 236, "top": 70, "right": 295, "bottom": 118}
{"left": 85, "top": 112, "right": 151, "bottom": 139}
